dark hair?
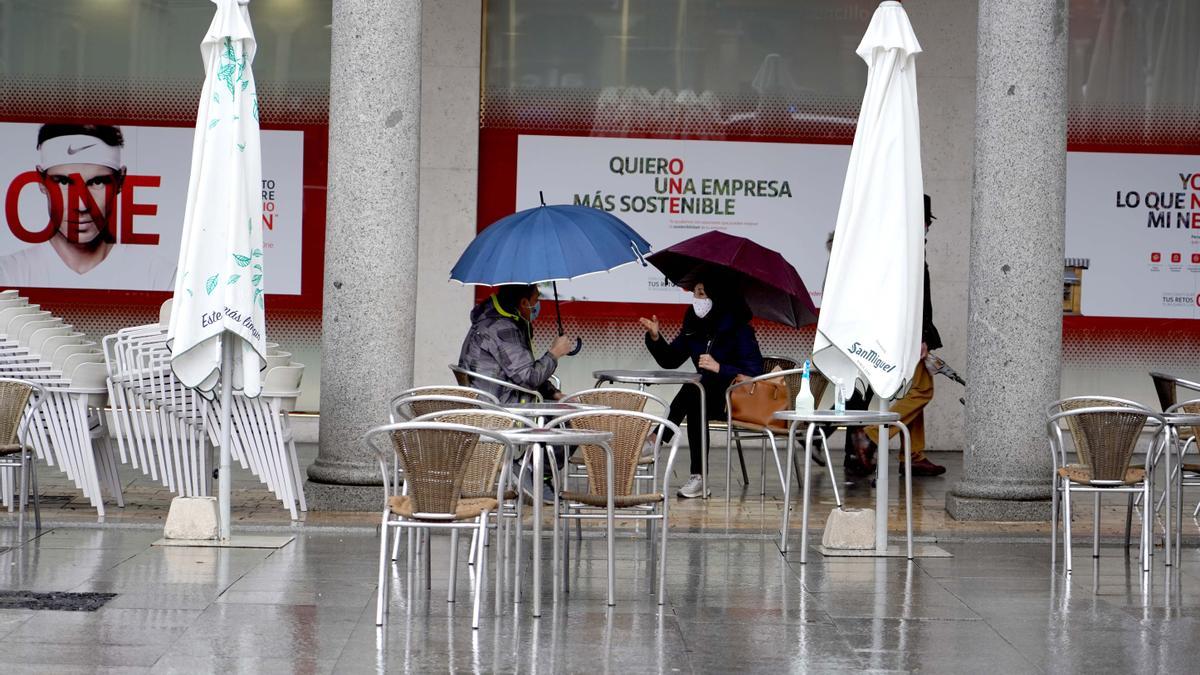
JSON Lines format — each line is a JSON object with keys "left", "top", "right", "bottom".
{"left": 494, "top": 284, "right": 537, "bottom": 314}
{"left": 37, "top": 123, "right": 124, "bottom": 149}
{"left": 695, "top": 274, "right": 751, "bottom": 323}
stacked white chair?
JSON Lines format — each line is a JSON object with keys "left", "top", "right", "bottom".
{"left": 103, "top": 312, "right": 209, "bottom": 498}
{"left": 0, "top": 291, "right": 121, "bottom": 515}
{"left": 103, "top": 299, "right": 307, "bottom": 518}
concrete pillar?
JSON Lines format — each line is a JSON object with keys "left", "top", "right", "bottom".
{"left": 305, "top": 0, "right": 422, "bottom": 510}
{"left": 945, "top": 0, "right": 1067, "bottom": 521}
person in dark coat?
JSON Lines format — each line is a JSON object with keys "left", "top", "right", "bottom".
{"left": 639, "top": 278, "right": 763, "bottom": 498}
{"left": 846, "top": 194, "right": 946, "bottom": 477}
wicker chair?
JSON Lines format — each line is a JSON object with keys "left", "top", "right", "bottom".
{"left": 0, "top": 378, "right": 43, "bottom": 532}
{"left": 561, "top": 388, "right": 669, "bottom": 493}
{"left": 365, "top": 421, "right": 514, "bottom": 629}
{"left": 549, "top": 410, "right": 681, "bottom": 606}
{"left": 1162, "top": 399, "right": 1200, "bottom": 518}
{"left": 410, "top": 409, "right": 534, "bottom": 571}
{"left": 395, "top": 385, "right": 499, "bottom": 407}
{"left": 1047, "top": 397, "right": 1162, "bottom": 574}
{"left": 389, "top": 393, "right": 505, "bottom": 424}
{"left": 387, "top": 395, "right": 506, "bottom": 535}
{"left": 449, "top": 364, "right": 543, "bottom": 403}
{"left": 1147, "top": 373, "right": 1200, "bottom": 517}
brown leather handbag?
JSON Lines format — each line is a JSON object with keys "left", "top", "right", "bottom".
{"left": 729, "top": 369, "right": 791, "bottom": 429}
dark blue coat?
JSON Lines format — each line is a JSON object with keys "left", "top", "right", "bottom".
{"left": 645, "top": 308, "right": 763, "bottom": 405}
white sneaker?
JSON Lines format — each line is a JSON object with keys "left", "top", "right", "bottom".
{"left": 677, "top": 474, "right": 707, "bottom": 498}
{"left": 640, "top": 440, "right": 656, "bottom": 461}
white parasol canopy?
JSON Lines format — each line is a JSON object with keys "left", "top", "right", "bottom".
{"left": 167, "top": 0, "right": 265, "bottom": 541}
{"left": 812, "top": 0, "right": 924, "bottom": 402}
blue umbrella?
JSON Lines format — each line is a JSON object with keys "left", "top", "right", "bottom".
{"left": 451, "top": 196, "right": 652, "bottom": 352}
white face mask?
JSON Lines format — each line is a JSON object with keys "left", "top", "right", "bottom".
{"left": 692, "top": 297, "right": 713, "bottom": 318}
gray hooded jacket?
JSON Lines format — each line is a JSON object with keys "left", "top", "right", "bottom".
{"left": 457, "top": 299, "right": 558, "bottom": 404}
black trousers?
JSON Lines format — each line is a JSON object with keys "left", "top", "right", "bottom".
{"left": 661, "top": 384, "right": 724, "bottom": 475}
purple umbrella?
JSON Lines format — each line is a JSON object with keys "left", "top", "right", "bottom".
{"left": 646, "top": 231, "right": 817, "bottom": 328}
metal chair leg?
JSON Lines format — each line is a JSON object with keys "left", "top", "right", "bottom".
{"left": 391, "top": 518, "right": 404, "bottom": 561}
{"left": 375, "top": 515, "right": 390, "bottom": 626}
{"left": 818, "top": 430, "right": 841, "bottom": 508}
{"left": 448, "top": 529, "right": 460, "bottom": 602}
{"left": 735, "top": 437, "right": 748, "bottom": 488}
{"left": 766, "top": 433, "right": 785, "bottom": 493}
{"left": 1124, "top": 493, "right": 1134, "bottom": 552}
{"left": 564, "top": 507, "right": 572, "bottom": 595}
{"left": 646, "top": 519, "right": 656, "bottom": 595}
{"left": 472, "top": 514, "right": 487, "bottom": 629}
{"left": 1093, "top": 493, "right": 1101, "bottom": 559}
{"left": 1142, "top": 479, "right": 1152, "bottom": 572}
{"left": 406, "top": 528, "right": 416, "bottom": 597}
{"left": 658, "top": 509, "right": 669, "bottom": 606}
{"left": 1050, "top": 480, "right": 1059, "bottom": 570}
{"left": 792, "top": 449, "right": 803, "bottom": 496}
{"left": 759, "top": 436, "right": 767, "bottom": 495}
{"left": 17, "top": 448, "right": 29, "bottom": 535}
{"left": 424, "top": 531, "right": 432, "bottom": 590}
{"left": 1063, "top": 485, "right": 1073, "bottom": 573}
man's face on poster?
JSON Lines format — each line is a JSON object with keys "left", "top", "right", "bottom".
{"left": 38, "top": 162, "right": 123, "bottom": 246}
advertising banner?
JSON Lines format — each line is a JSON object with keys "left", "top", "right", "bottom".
{"left": 1066, "top": 151, "right": 1200, "bottom": 318}
{"left": 516, "top": 134, "right": 849, "bottom": 306}
{"left": 0, "top": 122, "right": 303, "bottom": 294}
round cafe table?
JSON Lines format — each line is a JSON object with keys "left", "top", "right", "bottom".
{"left": 499, "top": 425, "right": 611, "bottom": 618}
{"left": 593, "top": 369, "right": 709, "bottom": 497}
{"left": 773, "top": 409, "right": 913, "bottom": 563}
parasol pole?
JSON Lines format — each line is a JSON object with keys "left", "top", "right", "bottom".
{"left": 875, "top": 398, "right": 889, "bottom": 552}
{"left": 217, "top": 336, "right": 233, "bottom": 542}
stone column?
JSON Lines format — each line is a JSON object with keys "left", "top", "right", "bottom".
{"left": 305, "top": 0, "right": 422, "bottom": 510}
{"left": 945, "top": 0, "right": 1067, "bottom": 521}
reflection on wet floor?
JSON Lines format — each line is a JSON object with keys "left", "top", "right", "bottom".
{"left": 14, "top": 447, "right": 1198, "bottom": 547}
{"left": 2, "top": 525, "right": 1199, "bottom": 672}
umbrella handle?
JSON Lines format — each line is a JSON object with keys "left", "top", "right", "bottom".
{"left": 552, "top": 279, "right": 581, "bottom": 355}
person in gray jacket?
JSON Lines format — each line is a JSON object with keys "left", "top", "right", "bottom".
{"left": 458, "top": 284, "right": 576, "bottom": 503}
{"left": 457, "top": 284, "right": 574, "bottom": 404}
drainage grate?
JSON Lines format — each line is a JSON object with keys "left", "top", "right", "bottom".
{"left": 0, "top": 591, "right": 117, "bottom": 611}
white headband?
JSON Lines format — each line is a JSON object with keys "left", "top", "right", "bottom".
{"left": 39, "top": 134, "right": 122, "bottom": 171}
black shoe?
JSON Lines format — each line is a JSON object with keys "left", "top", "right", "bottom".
{"left": 899, "top": 457, "right": 947, "bottom": 477}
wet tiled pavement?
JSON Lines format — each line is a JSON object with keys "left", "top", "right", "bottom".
{"left": 2, "top": 526, "right": 1198, "bottom": 673}
{"left": 10, "top": 444, "right": 1188, "bottom": 544}
{"left": 4, "top": 443, "right": 1200, "bottom": 672}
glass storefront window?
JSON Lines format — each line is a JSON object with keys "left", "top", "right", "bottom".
{"left": 0, "top": 0, "right": 331, "bottom": 125}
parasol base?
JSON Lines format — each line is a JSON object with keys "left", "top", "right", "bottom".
{"left": 814, "top": 543, "right": 952, "bottom": 559}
